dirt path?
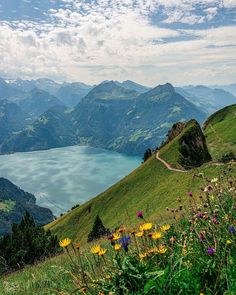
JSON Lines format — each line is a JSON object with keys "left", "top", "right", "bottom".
{"left": 156, "top": 151, "right": 188, "bottom": 173}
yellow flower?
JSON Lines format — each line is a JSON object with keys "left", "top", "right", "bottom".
{"left": 157, "top": 245, "right": 167, "bottom": 254}
{"left": 135, "top": 231, "right": 144, "bottom": 237}
{"left": 98, "top": 248, "right": 107, "bottom": 256}
{"left": 199, "top": 293, "right": 204, "bottom": 295}
{"left": 80, "top": 287, "right": 87, "bottom": 293}
{"left": 59, "top": 238, "right": 72, "bottom": 248}
{"left": 140, "top": 223, "right": 153, "bottom": 231}
{"left": 151, "top": 232, "right": 162, "bottom": 239}
{"left": 112, "top": 232, "right": 121, "bottom": 240}
{"left": 148, "top": 247, "right": 159, "bottom": 254}
{"left": 118, "top": 227, "right": 126, "bottom": 233}
{"left": 160, "top": 224, "right": 171, "bottom": 232}
{"left": 75, "top": 242, "right": 81, "bottom": 249}
{"left": 139, "top": 252, "right": 148, "bottom": 260}
{"left": 227, "top": 240, "right": 232, "bottom": 245}
{"left": 114, "top": 244, "right": 121, "bottom": 251}
{"left": 91, "top": 245, "right": 101, "bottom": 254}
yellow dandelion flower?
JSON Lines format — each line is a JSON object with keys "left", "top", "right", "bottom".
{"left": 59, "top": 238, "right": 71, "bottom": 248}
{"left": 151, "top": 232, "right": 162, "bottom": 239}
{"left": 75, "top": 242, "right": 81, "bottom": 249}
{"left": 140, "top": 223, "right": 153, "bottom": 231}
{"left": 227, "top": 240, "right": 232, "bottom": 245}
{"left": 98, "top": 248, "right": 107, "bottom": 256}
{"left": 112, "top": 232, "right": 121, "bottom": 240}
{"left": 157, "top": 245, "right": 167, "bottom": 254}
{"left": 160, "top": 224, "right": 171, "bottom": 232}
{"left": 135, "top": 231, "right": 144, "bottom": 237}
{"left": 114, "top": 244, "right": 121, "bottom": 251}
{"left": 91, "top": 245, "right": 101, "bottom": 254}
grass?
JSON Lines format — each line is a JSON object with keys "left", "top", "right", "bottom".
{"left": 204, "top": 104, "right": 236, "bottom": 160}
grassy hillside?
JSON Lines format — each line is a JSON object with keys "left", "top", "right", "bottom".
{"left": 204, "top": 104, "right": 236, "bottom": 160}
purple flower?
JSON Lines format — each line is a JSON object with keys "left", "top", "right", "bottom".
{"left": 187, "top": 192, "right": 193, "bottom": 197}
{"left": 137, "top": 211, "right": 143, "bottom": 219}
{"left": 197, "top": 212, "right": 203, "bottom": 219}
{"left": 207, "top": 247, "right": 215, "bottom": 256}
{"left": 229, "top": 226, "right": 235, "bottom": 234}
{"left": 118, "top": 236, "right": 131, "bottom": 252}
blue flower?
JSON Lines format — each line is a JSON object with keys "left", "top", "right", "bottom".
{"left": 118, "top": 236, "right": 131, "bottom": 251}
{"left": 229, "top": 226, "right": 235, "bottom": 234}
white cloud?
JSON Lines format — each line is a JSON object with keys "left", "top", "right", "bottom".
{"left": 0, "top": 0, "right": 235, "bottom": 85}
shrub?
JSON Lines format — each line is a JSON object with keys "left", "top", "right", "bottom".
{"left": 143, "top": 148, "right": 152, "bottom": 162}
{"left": 220, "top": 152, "right": 236, "bottom": 163}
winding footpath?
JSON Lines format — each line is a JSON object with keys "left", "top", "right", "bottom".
{"left": 156, "top": 150, "right": 188, "bottom": 173}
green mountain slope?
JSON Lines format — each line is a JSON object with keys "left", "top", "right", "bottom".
{"left": 203, "top": 104, "right": 236, "bottom": 160}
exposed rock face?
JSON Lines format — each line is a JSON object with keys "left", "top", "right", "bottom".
{"left": 0, "top": 178, "right": 53, "bottom": 236}
{"left": 165, "top": 122, "right": 187, "bottom": 145}
{"left": 177, "top": 120, "right": 212, "bottom": 169}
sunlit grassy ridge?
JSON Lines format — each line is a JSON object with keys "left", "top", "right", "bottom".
{"left": 204, "top": 104, "right": 236, "bottom": 160}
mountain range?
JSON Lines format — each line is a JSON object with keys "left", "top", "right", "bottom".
{"left": 0, "top": 77, "right": 235, "bottom": 155}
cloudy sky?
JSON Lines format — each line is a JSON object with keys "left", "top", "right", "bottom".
{"left": 0, "top": 0, "right": 235, "bottom": 86}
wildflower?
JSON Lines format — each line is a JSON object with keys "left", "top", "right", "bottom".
{"left": 137, "top": 211, "right": 143, "bottom": 219}
{"left": 229, "top": 226, "right": 235, "bottom": 234}
{"left": 204, "top": 185, "right": 213, "bottom": 192}
{"left": 80, "top": 287, "right": 87, "bottom": 293}
{"left": 207, "top": 247, "right": 215, "bottom": 256}
{"left": 211, "top": 178, "right": 218, "bottom": 183}
{"left": 148, "top": 247, "right": 159, "bottom": 254}
{"left": 140, "top": 223, "right": 153, "bottom": 231}
{"left": 226, "top": 240, "right": 232, "bottom": 245}
{"left": 91, "top": 245, "right": 101, "bottom": 254}
{"left": 187, "top": 191, "right": 193, "bottom": 197}
{"left": 112, "top": 232, "right": 121, "bottom": 241}
{"left": 157, "top": 245, "right": 167, "bottom": 254}
{"left": 197, "top": 212, "right": 203, "bottom": 219}
{"left": 114, "top": 244, "right": 121, "bottom": 251}
{"left": 160, "top": 224, "right": 171, "bottom": 232}
{"left": 98, "top": 248, "right": 107, "bottom": 256}
{"left": 169, "top": 236, "right": 175, "bottom": 244}
{"left": 75, "top": 242, "right": 81, "bottom": 249}
{"left": 135, "top": 231, "right": 144, "bottom": 237}
{"left": 151, "top": 232, "right": 162, "bottom": 240}
{"left": 118, "top": 227, "right": 126, "bottom": 233}
{"left": 139, "top": 252, "right": 148, "bottom": 260}
{"left": 59, "top": 238, "right": 71, "bottom": 248}
{"left": 118, "top": 236, "right": 131, "bottom": 251}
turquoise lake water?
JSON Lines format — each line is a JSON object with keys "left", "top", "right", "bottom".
{"left": 0, "top": 145, "right": 140, "bottom": 216}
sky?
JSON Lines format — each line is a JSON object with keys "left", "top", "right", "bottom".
{"left": 0, "top": 0, "right": 235, "bottom": 86}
